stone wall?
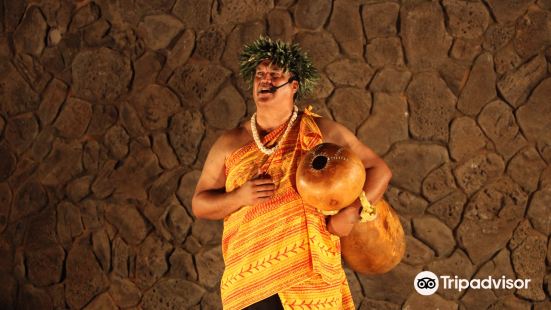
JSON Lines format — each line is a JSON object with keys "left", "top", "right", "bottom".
{"left": 0, "top": 0, "right": 550, "bottom": 309}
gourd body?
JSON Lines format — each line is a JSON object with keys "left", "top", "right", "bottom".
{"left": 296, "top": 143, "right": 365, "bottom": 213}
{"left": 341, "top": 200, "right": 405, "bottom": 274}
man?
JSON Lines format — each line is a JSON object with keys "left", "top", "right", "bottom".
{"left": 192, "top": 37, "right": 392, "bottom": 309}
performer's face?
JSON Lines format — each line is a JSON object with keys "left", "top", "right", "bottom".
{"left": 253, "top": 60, "right": 297, "bottom": 104}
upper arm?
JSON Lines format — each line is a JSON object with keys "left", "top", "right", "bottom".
{"left": 317, "top": 118, "right": 384, "bottom": 169}
{"left": 193, "top": 133, "right": 231, "bottom": 197}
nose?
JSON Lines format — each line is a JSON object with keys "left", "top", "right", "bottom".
{"left": 259, "top": 73, "right": 272, "bottom": 84}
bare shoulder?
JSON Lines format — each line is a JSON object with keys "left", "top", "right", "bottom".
{"left": 211, "top": 121, "right": 252, "bottom": 160}
{"left": 314, "top": 117, "right": 355, "bottom": 145}
{"left": 197, "top": 122, "right": 252, "bottom": 190}
{"left": 314, "top": 116, "right": 384, "bottom": 168}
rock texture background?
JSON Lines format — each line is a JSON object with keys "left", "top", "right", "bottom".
{"left": 0, "top": 0, "right": 550, "bottom": 309}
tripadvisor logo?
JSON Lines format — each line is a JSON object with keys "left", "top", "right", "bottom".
{"left": 414, "top": 271, "right": 439, "bottom": 295}
{"left": 414, "top": 271, "right": 531, "bottom": 296}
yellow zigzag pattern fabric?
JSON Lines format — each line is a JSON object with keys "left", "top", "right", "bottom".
{"left": 222, "top": 108, "right": 354, "bottom": 310}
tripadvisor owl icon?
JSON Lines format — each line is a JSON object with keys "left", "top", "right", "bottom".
{"left": 414, "top": 271, "right": 439, "bottom": 296}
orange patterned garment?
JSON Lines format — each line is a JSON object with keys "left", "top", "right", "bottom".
{"left": 221, "top": 108, "right": 354, "bottom": 310}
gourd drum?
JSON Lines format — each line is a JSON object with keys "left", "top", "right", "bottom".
{"left": 296, "top": 143, "right": 405, "bottom": 274}
{"left": 341, "top": 199, "right": 405, "bottom": 274}
{"left": 296, "top": 143, "right": 365, "bottom": 214}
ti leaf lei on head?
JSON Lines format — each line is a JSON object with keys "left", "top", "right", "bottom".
{"left": 239, "top": 36, "right": 319, "bottom": 101}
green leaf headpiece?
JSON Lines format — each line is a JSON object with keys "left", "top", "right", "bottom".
{"left": 239, "top": 36, "right": 318, "bottom": 100}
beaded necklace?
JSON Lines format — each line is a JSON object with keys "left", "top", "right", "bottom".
{"left": 250, "top": 105, "right": 298, "bottom": 155}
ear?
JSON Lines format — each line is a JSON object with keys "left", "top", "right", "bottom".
{"left": 291, "top": 79, "right": 299, "bottom": 94}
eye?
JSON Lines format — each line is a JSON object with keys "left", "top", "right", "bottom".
{"left": 271, "top": 72, "right": 282, "bottom": 79}
{"left": 255, "top": 72, "right": 264, "bottom": 79}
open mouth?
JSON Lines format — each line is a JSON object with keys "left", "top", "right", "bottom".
{"left": 258, "top": 86, "right": 273, "bottom": 94}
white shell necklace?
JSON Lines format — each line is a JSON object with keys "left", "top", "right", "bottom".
{"left": 250, "top": 105, "right": 299, "bottom": 155}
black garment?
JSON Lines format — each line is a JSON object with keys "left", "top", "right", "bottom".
{"left": 244, "top": 294, "right": 283, "bottom": 310}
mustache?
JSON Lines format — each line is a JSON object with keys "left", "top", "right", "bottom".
{"left": 257, "top": 77, "right": 296, "bottom": 94}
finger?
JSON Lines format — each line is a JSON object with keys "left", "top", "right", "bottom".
{"left": 342, "top": 206, "right": 360, "bottom": 215}
{"left": 255, "top": 190, "right": 274, "bottom": 198}
{"left": 340, "top": 208, "right": 360, "bottom": 223}
{"left": 256, "top": 189, "right": 274, "bottom": 197}
{"left": 331, "top": 207, "right": 357, "bottom": 222}
{"left": 254, "top": 184, "right": 276, "bottom": 191}
{"left": 253, "top": 178, "right": 274, "bottom": 185}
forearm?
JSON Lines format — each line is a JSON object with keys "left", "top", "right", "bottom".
{"left": 362, "top": 163, "right": 392, "bottom": 204}
{"left": 192, "top": 189, "right": 242, "bottom": 220}
{"left": 326, "top": 203, "right": 360, "bottom": 237}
